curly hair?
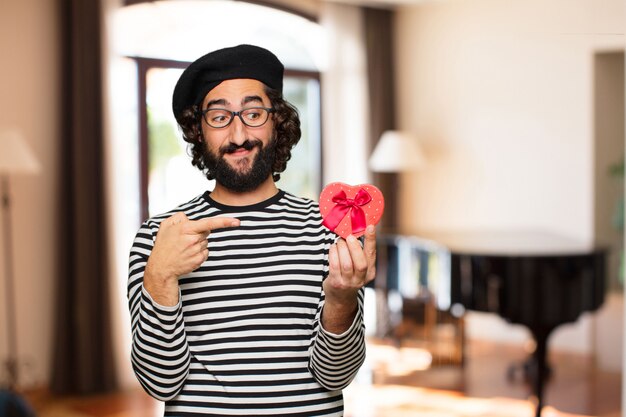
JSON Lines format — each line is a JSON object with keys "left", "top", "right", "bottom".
{"left": 176, "top": 86, "right": 301, "bottom": 183}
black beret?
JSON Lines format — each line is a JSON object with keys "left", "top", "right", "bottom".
{"left": 172, "top": 44, "right": 284, "bottom": 121}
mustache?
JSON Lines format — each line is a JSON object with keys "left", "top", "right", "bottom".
{"left": 219, "top": 139, "right": 263, "bottom": 156}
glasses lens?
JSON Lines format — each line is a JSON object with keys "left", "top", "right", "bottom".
{"left": 203, "top": 108, "right": 272, "bottom": 128}
{"left": 241, "top": 108, "right": 269, "bottom": 127}
{"left": 204, "top": 109, "right": 232, "bottom": 128}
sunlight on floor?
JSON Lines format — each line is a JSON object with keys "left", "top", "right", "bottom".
{"left": 344, "top": 384, "right": 592, "bottom": 417}
{"left": 367, "top": 344, "right": 434, "bottom": 375}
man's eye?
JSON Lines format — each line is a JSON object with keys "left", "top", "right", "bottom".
{"left": 244, "top": 111, "right": 261, "bottom": 120}
{"left": 208, "top": 111, "right": 230, "bottom": 123}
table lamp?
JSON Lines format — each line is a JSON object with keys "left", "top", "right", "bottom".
{"left": 369, "top": 130, "right": 425, "bottom": 173}
{"left": 369, "top": 130, "right": 425, "bottom": 232}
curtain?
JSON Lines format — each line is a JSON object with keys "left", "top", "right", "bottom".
{"left": 51, "top": 0, "right": 117, "bottom": 394}
{"left": 320, "top": 3, "right": 370, "bottom": 185}
{"left": 364, "top": 7, "right": 397, "bottom": 232}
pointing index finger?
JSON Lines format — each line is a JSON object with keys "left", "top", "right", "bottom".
{"left": 186, "top": 217, "right": 240, "bottom": 234}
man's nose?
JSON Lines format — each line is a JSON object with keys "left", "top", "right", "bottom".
{"left": 229, "top": 115, "right": 247, "bottom": 145}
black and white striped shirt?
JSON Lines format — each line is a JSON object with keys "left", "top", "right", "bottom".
{"left": 128, "top": 190, "right": 366, "bottom": 416}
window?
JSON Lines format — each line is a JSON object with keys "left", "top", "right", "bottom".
{"left": 139, "top": 63, "right": 321, "bottom": 217}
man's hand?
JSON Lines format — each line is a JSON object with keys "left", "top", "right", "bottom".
{"left": 322, "top": 225, "right": 377, "bottom": 333}
{"left": 144, "top": 212, "right": 240, "bottom": 306}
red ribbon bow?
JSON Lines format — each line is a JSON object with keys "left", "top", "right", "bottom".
{"left": 322, "top": 188, "right": 372, "bottom": 235}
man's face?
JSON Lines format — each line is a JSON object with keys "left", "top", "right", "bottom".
{"left": 200, "top": 79, "right": 276, "bottom": 192}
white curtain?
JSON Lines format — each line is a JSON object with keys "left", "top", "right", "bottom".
{"left": 103, "top": 0, "right": 143, "bottom": 391}
{"left": 320, "top": 3, "right": 370, "bottom": 186}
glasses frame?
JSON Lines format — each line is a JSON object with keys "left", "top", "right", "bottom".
{"left": 200, "top": 106, "right": 276, "bottom": 129}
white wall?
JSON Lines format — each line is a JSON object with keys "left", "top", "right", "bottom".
{"left": 0, "top": 0, "right": 59, "bottom": 388}
{"left": 395, "top": 0, "right": 624, "bottom": 354}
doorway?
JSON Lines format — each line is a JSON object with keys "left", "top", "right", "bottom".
{"left": 593, "top": 50, "right": 624, "bottom": 374}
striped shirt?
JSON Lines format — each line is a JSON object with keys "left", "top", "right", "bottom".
{"left": 128, "top": 190, "right": 366, "bottom": 416}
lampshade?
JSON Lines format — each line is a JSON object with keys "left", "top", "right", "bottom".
{"left": 0, "top": 129, "right": 40, "bottom": 174}
{"left": 369, "top": 130, "right": 425, "bottom": 173}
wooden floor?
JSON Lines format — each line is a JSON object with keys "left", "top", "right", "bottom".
{"left": 347, "top": 339, "right": 622, "bottom": 417}
{"left": 23, "top": 338, "right": 622, "bottom": 417}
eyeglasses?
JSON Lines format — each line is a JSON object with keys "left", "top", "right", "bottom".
{"left": 201, "top": 107, "right": 275, "bottom": 129}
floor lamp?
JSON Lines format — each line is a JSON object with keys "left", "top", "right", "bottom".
{"left": 0, "top": 129, "right": 40, "bottom": 393}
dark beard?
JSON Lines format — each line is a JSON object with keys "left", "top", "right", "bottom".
{"left": 204, "top": 138, "right": 276, "bottom": 193}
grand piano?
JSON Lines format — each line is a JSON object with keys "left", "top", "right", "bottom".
{"left": 375, "top": 231, "right": 607, "bottom": 417}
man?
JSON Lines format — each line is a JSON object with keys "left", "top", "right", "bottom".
{"left": 128, "top": 44, "right": 376, "bottom": 416}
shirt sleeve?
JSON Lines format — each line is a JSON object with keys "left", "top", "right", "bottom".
{"left": 309, "top": 288, "right": 366, "bottom": 391}
{"left": 127, "top": 221, "right": 191, "bottom": 401}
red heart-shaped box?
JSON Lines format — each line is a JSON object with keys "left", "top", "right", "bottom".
{"left": 319, "top": 182, "right": 385, "bottom": 239}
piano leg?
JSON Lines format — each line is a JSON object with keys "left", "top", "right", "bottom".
{"left": 530, "top": 327, "right": 553, "bottom": 417}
